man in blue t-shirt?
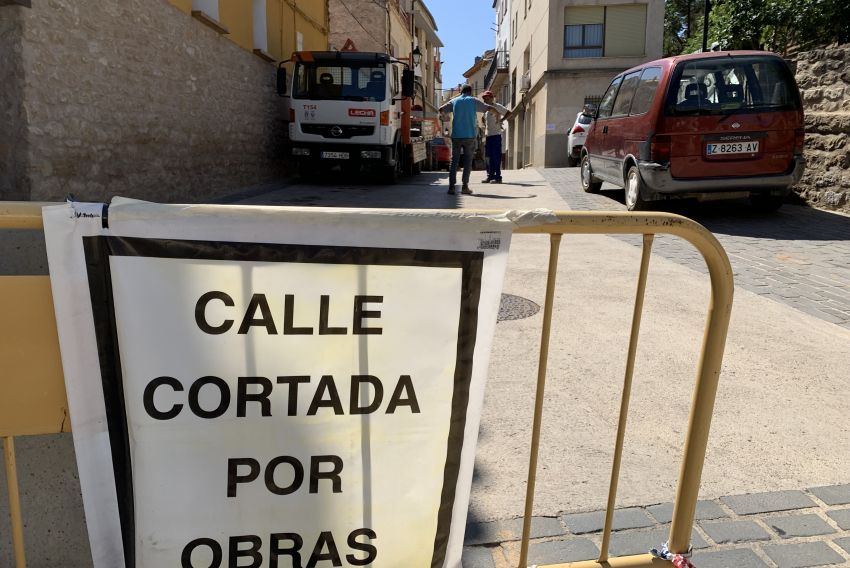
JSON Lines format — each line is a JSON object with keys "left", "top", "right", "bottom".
{"left": 439, "top": 85, "right": 495, "bottom": 195}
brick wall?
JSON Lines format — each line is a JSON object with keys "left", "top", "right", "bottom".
{"left": 794, "top": 44, "right": 850, "bottom": 213}
{"left": 2, "top": 0, "right": 287, "bottom": 203}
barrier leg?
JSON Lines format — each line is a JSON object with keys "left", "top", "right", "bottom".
{"left": 3, "top": 436, "right": 27, "bottom": 568}
{"left": 599, "top": 234, "right": 654, "bottom": 561}
{"left": 518, "top": 234, "right": 562, "bottom": 567}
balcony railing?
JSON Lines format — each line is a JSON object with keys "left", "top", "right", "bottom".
{"left": 484, "top": 50, "right": 510, "bottom": 89}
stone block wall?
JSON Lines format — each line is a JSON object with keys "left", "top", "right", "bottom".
{"left": 0, "top": 6, "right": 29, "bottom": 200}
{"left": 794, "top": 45, "right": 850, "bottom": 213}
{"left": 2, "top": 0, "right": 287, "bottom": 203}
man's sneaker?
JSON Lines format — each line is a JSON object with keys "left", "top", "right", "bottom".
{"left": 447, "top": 185, "right": 456, "bottom": 195}
{"left": 481, "top": 178, "right": 491, "bottom": 184}
{"left": 461, "top": 185, "right": 473, "bottom": 195}
{"left": 492, "top": 178, "right": 502, "bottom": 184}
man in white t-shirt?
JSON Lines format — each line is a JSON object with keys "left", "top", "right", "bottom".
{"left": 480, "top": 91, "right": 509, "bottom": 183}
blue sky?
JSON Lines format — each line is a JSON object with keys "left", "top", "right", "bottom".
{"left": 427, "top": 1, "right": 495, "bottom": 90}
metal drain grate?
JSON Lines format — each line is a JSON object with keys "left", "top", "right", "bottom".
{"left": 497, "top": 293, "right": 541, "bottom": 322}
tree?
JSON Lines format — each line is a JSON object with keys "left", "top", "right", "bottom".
{"left": 664, "top": 0, "right": 850, "bottom": 57}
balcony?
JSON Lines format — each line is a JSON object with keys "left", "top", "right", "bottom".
{"left": 483, "top": 50, "right": 510, "bottom": 90}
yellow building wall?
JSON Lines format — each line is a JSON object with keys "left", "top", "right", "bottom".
{"left": 167, "top": 0, "right": 328, "bottom": 62}
{"left": 168, "top": 0, "right": 192, "bottom": 15}
{"left": 220, "top": 0, "right": 254, "bottom": 51}
{"left": 267, "top": 0, "right": 328, "bottom": 62}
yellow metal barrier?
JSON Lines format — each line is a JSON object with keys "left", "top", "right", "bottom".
{"left": 0, "top": 202, "right": 733, "bottom": 568}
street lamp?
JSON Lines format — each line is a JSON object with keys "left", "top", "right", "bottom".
{"left": 412, "top": 46, "right": 422, "bottom": 67}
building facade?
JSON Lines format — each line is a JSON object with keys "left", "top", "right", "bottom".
{"left": 328, "top": 0, "right": 442, "bottom": 117}
{"left": 504, "top": 0, "right": 663, "bottom": 168}
{"left": 0, "top": 0, "right": 329, "bottom": 203}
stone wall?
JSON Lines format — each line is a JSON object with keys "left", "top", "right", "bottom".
{"left": 0, "top": 6, "right": 29, "bottom": 200}
{"left": 3, "top": 0, "right": 287, "bottom": 203}
{"left": 794, "top": 45, "right": 850, "bottom": 212}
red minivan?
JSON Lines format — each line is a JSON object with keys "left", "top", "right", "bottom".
{"left": 580, "top": 51, "right": 805, "bottom": 211}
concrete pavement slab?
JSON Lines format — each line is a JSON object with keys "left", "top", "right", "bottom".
{"left": 691, "top": 548, "right": 772, "bottom": 568}
{"left": 647, "top": 500, "right": 728, "bottom": 523}
{"left": 762, "top": 541, "right": 846, "bottom": 567}
{"left": 811, "top": 485, "right": 850, "bottom": 506}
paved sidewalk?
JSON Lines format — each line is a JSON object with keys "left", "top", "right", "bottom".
{"left": 463, "top": 484, "right": 850, "bottom": 567}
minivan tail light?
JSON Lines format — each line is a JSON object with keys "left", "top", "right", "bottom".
{"left": 794, "top": 128, "right": 805, "bottom": 155}
{"left": 650, "top": 135, "right": 671, "bottom": 162}
{"left": 289, "top": 108, "right": 295, "bottom": 122}
{"left": 380, "top": 110, "right": 390, "bottom": 126}
{"left": 571, "top": 125, "right": 585, "bottom": 134}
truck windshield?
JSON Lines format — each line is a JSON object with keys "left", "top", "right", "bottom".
{"left": 665, "top": 56, "right": 800, "bottom": 116}
{"left": 293, "top": 62, "right": 387, "bottom": 102}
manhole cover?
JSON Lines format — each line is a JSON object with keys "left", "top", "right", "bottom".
{"left": 497, "top": 293, "right": 540, "bottom": 322}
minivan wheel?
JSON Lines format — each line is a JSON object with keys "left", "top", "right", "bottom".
{"left": 625, "top": 166, "right": 649, "bottom": 211}
{"left": 580, "top": 155, "right": 602, "bottom": 193}
{"left": 566, "top": 153, "right": 579, "bottom": 167}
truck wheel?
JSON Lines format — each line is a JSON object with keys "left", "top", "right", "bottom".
{"left": 382, "top": 143, "right": 402, "bottom": 184}
{"left": 580, "top": 155, "right": 602, "bottom": 193}
{"left": 625, "top": 166, "right": 649, "bottom": 211}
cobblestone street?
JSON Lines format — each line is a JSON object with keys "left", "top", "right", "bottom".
{"left": 540, "top": 168, "right": 850, "bottom": 330}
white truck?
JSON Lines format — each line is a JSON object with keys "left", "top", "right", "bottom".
{"left": 277, "top": 51, "right": 433, "bottom": 183}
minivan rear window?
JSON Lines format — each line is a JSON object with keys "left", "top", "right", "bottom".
{"left": 664, "top": 55, "right": 800, "bottom": 116}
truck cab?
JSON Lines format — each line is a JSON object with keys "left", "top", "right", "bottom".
{"left": 279, "top": 51, "right": 428, "bottom": 182}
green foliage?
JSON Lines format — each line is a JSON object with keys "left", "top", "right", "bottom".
{"left": 664, "top": 0, "right": 850, "bottom": 57}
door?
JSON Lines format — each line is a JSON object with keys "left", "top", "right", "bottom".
{"left": 662, "top": 55, "right": 802, "bottom": 180}
{"left": 586, "top": 76, "right": 621, "bottom": 180}
{"left": 604, "top": 70, "right": 642, "bottom": 183}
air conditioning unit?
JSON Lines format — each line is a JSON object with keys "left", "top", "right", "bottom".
{"left": 519, "top": 72, "right": 531, "bottom": 93}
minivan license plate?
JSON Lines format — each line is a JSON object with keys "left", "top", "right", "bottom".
{"left": 321, "top": 151, "right": 349, "bottom": 159}
{"left": 706, "top": 141, "right": 759, "bottom": 155}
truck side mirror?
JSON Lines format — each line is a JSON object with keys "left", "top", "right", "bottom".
{"left": 276, "top": 65, "right": 288, "bottom": 96}
{"left": 401, "top": 69, "right": 414, "bottom": 98}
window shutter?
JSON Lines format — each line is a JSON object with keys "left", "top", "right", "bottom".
{"left": 604, "top": 4, "right": 647, "bottom": 57}
{"left": 564, "top": 6, "right": 604, "bottom": 26}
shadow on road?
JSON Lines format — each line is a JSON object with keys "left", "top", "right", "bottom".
{"left": 586, "top": 185, "right": 850, "bottom": 242}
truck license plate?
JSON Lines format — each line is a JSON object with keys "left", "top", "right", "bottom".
{"left": 706, "top": 141, "right": 759, "bottom": 155}
{"left": 321, "top": 151, "right": 349, "bottom": 159}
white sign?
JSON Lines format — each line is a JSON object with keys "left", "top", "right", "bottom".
{"left": 43, "top": 199, "right": 514, "bottom": 568}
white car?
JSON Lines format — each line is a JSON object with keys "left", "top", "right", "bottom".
{"left": 567, "top": 111, "right": 593, "bottom": 167}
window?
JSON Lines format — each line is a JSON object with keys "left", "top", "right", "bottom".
{"left": 293, "top": 63, "right": 387, "bottom": 102}
{"left": 564, "top": 24, "right": 603, "bottom": 58}
{"left": 563, "top": 4, "right": 648, "bottom": 59}
{"left": 597, "top": 77, "right": 622, "bottom": 119}
{"left": 611, "top": 71, "right": 641, "bottom": 116}
{"left": 665, "top": 56, "right": 801, "bottom": 116}
{"left": 629, "top": 67, "right": 661, "bottom": 115}
{"left": 563, "top": 6, "right": 604, "bottom": 58}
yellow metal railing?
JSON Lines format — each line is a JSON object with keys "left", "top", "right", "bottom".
{"left": 0, "top": 202, "right": 733, "bottom": 568}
